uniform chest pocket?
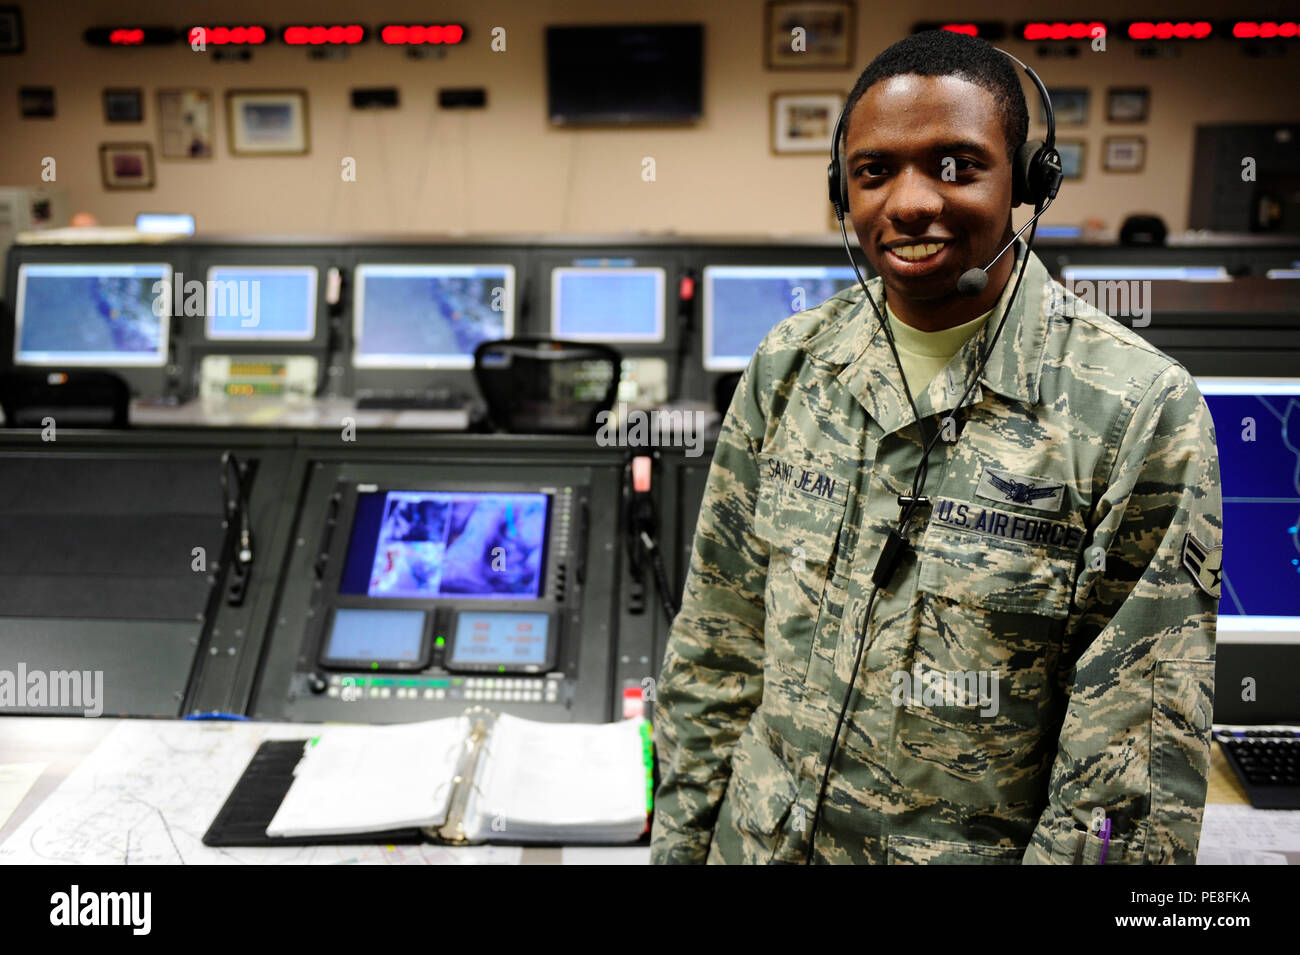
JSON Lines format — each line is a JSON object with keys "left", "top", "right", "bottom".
{"left": 753, "top": 464, "right": 849, "bottom": 683}
{"left": 907, "top": 521, "right": 1078, "bottom": 732}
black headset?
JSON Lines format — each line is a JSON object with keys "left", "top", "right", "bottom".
{"left": 828, "top": 48, "right": 1063, "bottom": 219}
{"left": 802, "top": 47, "right": 1063, "bottom": 863}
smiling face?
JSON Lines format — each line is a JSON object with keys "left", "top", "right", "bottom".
{"left": 844, "top": 74, "right": 1018, "bottom": 330}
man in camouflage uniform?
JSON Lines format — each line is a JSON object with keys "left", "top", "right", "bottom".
{"left": 651, "top": 32, "right": 1221, "bottom": 864}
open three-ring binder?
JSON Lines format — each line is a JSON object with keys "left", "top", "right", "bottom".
{"left": 203, "top": 708, "right": 654, "bottom": 847}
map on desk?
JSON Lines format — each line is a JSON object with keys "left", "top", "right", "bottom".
{"left": 0, "top": 720, "right": 522, "bottom": 865}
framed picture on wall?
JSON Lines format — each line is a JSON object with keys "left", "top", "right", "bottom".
{"left": 1107, "top": 87, "right": 1149, "bottom": 123}
{"left": 1040, "top": 88, "right": 1088, "bottom": 126}
{"left": 0, "top": 5, "right": 25, "bottom": 54}
{"left": 765, "top": 1, "right": 855, "bottom": 70}
{"left": 99, "top": 142, "right": 155, "bottom": 189}
{"left": 771, "top": 90, "right": 843, "bottom": 154}
{"left": 1056, "top": 140, "right": 1085, "bottom": 180}
{"left": 103, "top": 88, "right": 144, "bottom": 123}
{"left": 19, "top": 86, "right": 54, "bottom": 119}
{"left": 157, "top": 88, "right": 213, "bottom": 158}
{"left": 226, "top": 89, "right": 309, "bottom": 155}
{"left": 1103, "top": 136, "right": 1145, "bottom": 172}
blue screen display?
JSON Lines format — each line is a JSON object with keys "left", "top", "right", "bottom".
{"left": 324, "top": 608, "right": 427, "bottom": 664}
{"left": 353, "top": 264, "right": 513, "bottom": 368}
{"left": 1201, "top": 383, "right": 1300, "bottom": 620}
{"left": 552, "top": 267, "right": 664, "bottom": 341}
{"left": 704, "top": 265, "right": 858, "bottom": 371}
{"left": 450, "top": 611, "right": 550, "bottom": 666}
{"left": 15, "top": 263, "right": 170, "bottom": 366}
{"left": 205, "top": 266, "right": 317, "bottom": 340}
{"left": 341, "top": 490, "right": 548, "bottom": 600}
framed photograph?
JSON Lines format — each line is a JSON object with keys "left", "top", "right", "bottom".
{"left": 765, "top": 1, "right": 855, "bottom": 70}
{"left": 1107, "top": 87, "right": 1149, "bottom": 123}
{"left": 103, "top": 88, "right": 144, "bottom": 123}
{"left": 0, "top": 5, "right": 24, "bottom": 54}
{"left": 157, "top": 89, "right": 213, "bottom": 158}
{"left": 1103, "top": 136, "right": 1145, "bottom": 173}
{"left": 226, "top": 89, "right": 309, "bottom": 155}
{"left": 771, "top": 90, "right": 843, "bottom": 154}
{"left": 1056, "top": 140, "right": 1086, "bottom": 181}
{"left": 99, "top": 142, "right": 155, "bottom": 189}
{"left": 19, "top": 86, "right": 54, "bottom": 119}
{"left": 1041, "top": 88, "right": 1088, "bottom": 126}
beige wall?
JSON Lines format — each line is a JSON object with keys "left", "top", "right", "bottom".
{"left": 2, "top": 0, "right": 1298, "bottom": 236}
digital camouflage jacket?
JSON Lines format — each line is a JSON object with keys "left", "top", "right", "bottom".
{"left": 651, "top": 240, "right": 1222, "bottom": 864}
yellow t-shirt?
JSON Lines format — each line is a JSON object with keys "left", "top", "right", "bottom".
{"left": 883, "top": 300, "right": 995, "bottom": 397}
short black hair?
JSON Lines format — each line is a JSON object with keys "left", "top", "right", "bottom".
{"left": 841, "top": 30, "right": 1028, "bottom": 164}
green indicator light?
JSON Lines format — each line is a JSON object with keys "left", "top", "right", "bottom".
{"left": 370, "top": 662, "right": 379, "bottom": 670}
{"left": 435, "top": 636, "right": 445, "bottom": 646}
{"left": 429, "top": 679, "right": 450, "bottom": 687}
{"left": 373, "top": 678, "right": 395, "bottom": 686}
{"left": 498, "top": 665, "right": 506, "bottom": 673}
{"left": 399, "top": 679, "right": 419, "bottom": 686}
{"left": 452, "top": 678, "right": 464, "bottom": 685}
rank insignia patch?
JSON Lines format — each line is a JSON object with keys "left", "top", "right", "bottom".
{"left": 975, "top": 467, "right": 1065, "bottom": 512}
{"left": 1182, "top": 530, "right": 1223, "bottom": 599}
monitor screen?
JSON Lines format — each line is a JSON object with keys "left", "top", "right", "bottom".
{"left": 449, "top": 611, "right": 551, "bottom": 667}
{"left": 703, "top": 265, "right": 858, "bottom": 371}
{"left": 135, "top": 213, "right": 195, "bottom": 235}
{"left": 1061, "top": 266, "right": 1230, "bottom": 282}
{"left": 204, "top": 265, "right": 318, "bottom": 341}
{"left": 340, "top": 490, "right": 549, "bottom": 600}
{"left": 546, "top": 25, "right": 703, "bottom": 124}
{"left": 322, "top": 608, "right": 428, "bottom": 666}
{"left": 1198, "top": 379, "right": 1300, "bottom": 641}
{"left": 551, "top": 267, "right": 665, "bottom": 342}
{"left": 353, "top": 264, "right": 514, "bottom": 368}
{"left": 14, "top": 262, "right": 170, "bottom": 366}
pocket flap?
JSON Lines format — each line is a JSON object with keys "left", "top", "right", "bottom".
{"left": 918, "top": 523, "right": 1077, "bottom": 619}
{"left": 886, "top": 834, "right": 1025, "bottom": 864}
{"left": 729, "top": 729, "right": 798, "bottom": 836}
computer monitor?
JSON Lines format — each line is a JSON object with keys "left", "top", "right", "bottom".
{"left": 703, "top": 265, "right": 858, "bottom": 371}
{"left": 1061, "top": 265, "right": 1230, "bottom": 282}
{"left": 353, "top": 264, "right": 515, "bottom": 369}
{"left": 204, "top": 265, "right": 317, "bottom": 341}
{"left": 1197, "top": 378, "right": 1300, "bottom": 644}
{"left": 13, "top": 262, "right": 170, "bottom": 366}
{"left": 135, "top": 213, "right": 195, "bottom": 235}
{"left": 551, "top": 266, "right": 665, "bottom": 342}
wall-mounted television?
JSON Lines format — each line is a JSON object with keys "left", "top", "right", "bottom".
{"left": 546, "top": 24, "right": 703, "bottom": 125}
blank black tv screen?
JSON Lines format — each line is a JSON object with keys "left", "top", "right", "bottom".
{"left": 546, "top": 24, "right": 703, "bottom": 124}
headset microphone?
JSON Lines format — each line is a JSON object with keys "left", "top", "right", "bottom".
{"left": 957, "top": 190, "right": 1059, "bottom": 295}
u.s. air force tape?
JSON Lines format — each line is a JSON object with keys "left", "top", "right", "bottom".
{"left": 930, "top": 496, "right": 1084, "bottom": 550}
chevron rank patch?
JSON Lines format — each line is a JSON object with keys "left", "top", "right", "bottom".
{"left": 1182, "top": 530, "right": 1223, "bottom": 599}
{"left": 975, "top": 467, "right": 1065, "bottom": 512}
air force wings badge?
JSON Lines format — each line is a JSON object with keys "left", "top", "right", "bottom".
{"left": 975, "top": 467, "right": 1065, "bottom": 512}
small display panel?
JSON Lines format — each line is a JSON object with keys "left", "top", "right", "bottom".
{"left": 551, "top": 267, "right": 665, "bottom": 342}
{"left": 353, "top": 264, "right": 514, "bottom": 368}
{"left": 703, "top": 265, "right": 858, "bottom": 371}
{"left": 449, "top": 611, "right": 551, "bottom": 668}
{"left": 1198, "top": 379, "right": 1300, "bottom": 636}
{"left": 321, "top": 608, "right": 430, "bottom": 668}
{"left": 205, "top": 265, "right": 318, "bottom": 340}
{"left": 341, "top": 490, "right": 549, "bottom": 600}
{"left": 14, "top": 262, "right": 171, "bottom": 366}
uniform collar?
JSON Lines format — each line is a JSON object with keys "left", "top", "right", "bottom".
{"left": 804, "top": 239, "right": 1050, "bottom": 435}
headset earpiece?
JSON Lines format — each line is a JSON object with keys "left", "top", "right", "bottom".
{"left": 1013, "top": 139, "right": 1044, "bottom": 208}
{"left": 827, "top": 107, "right": 849, "bottom": 220}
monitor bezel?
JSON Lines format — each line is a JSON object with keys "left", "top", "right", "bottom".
{"left": 13, "top": 261, "right": 172, "bottom": 368}
{"left": 701, "top": 263, "right": 859, "bottom": 372}
{"left": 351, "top": 262, "right": 516, "bottom": 370}
{"left": 203, "top": 264, "right": 319, "bottom": 342}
